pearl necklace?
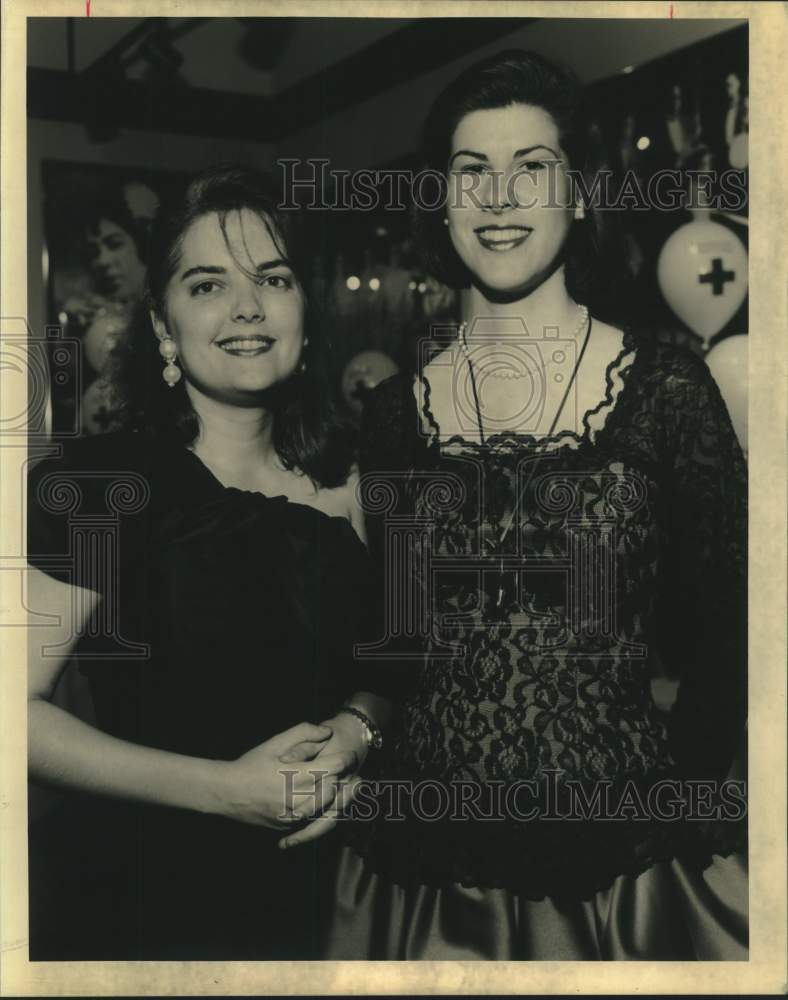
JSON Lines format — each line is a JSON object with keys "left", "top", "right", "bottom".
{"left": 458, "top": 304, "right": 590, "bottom": 379}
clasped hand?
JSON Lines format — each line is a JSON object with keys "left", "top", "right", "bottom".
{"left": 277, "top": 711, "right": 369, "bottom": 851}
{"left": 217, "top": 720, "right": 361, "bottom": 832}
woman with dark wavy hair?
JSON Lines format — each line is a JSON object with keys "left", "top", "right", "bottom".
{"left": 26, "top": 166, "right": 388, "bottom": 959}
{"left": 286, "top": 50, "right": 747, "bottom": 961}
{"left": 110, "top": 167, "right": 354, "bottom": 484}
{"left": 81, "top": 189, "right": 151, "bottom": 304}
{"left": 412, "top": 51, "right": 628, "bottom": 321}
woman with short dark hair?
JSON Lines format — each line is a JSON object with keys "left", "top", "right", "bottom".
{"left": 81, "top": 191, "right": 150, "bottom": 304}
{"left": 61, "top": 188, "right": 153, "bottom": 433}
{"left": 413, "top": 49, "right": 626, "bottom": 315}
{"left": 298, "top": 50, "right": 747, "bottom": 961}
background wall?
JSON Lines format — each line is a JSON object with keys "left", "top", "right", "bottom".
{"left": 275, "top": 18, "right": 742, "bottom": 170}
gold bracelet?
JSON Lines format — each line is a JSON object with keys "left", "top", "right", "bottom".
{"left": 341, "top": 704, "right": 384, "bottom": 751}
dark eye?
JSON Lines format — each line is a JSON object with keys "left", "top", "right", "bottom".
{"left": 456, "top": 163, "right": 486, "bottom": 175}
{"left": 517, "top": 160, "right": 547, "bottom": 173}
{"left": 191, "top": 280, "right": 218, "bottom": 296}
{"left": 261, "top": 274, "right": 293, "bottom": 289}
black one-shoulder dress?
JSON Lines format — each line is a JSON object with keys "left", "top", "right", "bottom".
{"left": 28, "top": 430, "right": 371, "bottom": 960}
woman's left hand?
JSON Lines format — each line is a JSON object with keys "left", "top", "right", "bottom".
{"left": 277, "top": 712, "right": 368, "bottom": 849}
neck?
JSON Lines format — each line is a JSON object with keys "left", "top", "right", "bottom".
{"left": 462, "top": 267, "right": 584, "bottom": 341}
{"left": 186, "top": 385, "right": 278, "bottom": 472}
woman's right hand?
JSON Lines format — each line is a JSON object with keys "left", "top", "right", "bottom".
{"left": 214, "top": 721, "right": 359, "bottom": 830}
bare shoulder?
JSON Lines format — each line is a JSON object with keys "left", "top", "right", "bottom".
{"left": 422, "top": 342, "right": 460, "bottom": 384}
{"left": 303, "top": 467, "right": 366, "bottom": 544}
{"left": 335, "top": 467, "right": 366, "bottom": 544}
{"left": 420, "top": 342, "right": 462, "bottom": 435}
{"left": 581, "top": 319, "right": 631, "bottom": 388}
{"left": 588, "top": 319, "right": 628, "bottom": 360}
{"left": 329, "top": 465, "right": 367, "bottom": 544}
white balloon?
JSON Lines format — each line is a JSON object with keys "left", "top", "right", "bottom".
{"left": 706, "top": 335, "right": 748, "bottom": 453}
{"left": 657, "top": 218, "right": 748, "bottom": 346}
{"left": 81, "top": 378, "right": 120, "bottom": 436}
{"left": 83, "top": 305, "right": 129, "bottom": 374}
{"left": 728, "top": 132, "right": 748, "bottom": 169}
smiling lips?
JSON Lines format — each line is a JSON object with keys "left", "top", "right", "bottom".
{"left": 216, "top": 334, "right": 276, "bottom": 357}
{"left": 475, "top": 225, "right": 533, "bottom": 252}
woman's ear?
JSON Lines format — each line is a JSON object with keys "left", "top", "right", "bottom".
{"left": 150, "top": 310, "right": 168, "bottom": 341}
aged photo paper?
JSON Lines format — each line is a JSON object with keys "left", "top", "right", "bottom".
{"left": 1, "top": 0, "right": 786, "bottom": 994}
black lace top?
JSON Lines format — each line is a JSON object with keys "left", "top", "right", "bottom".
{"left": 346, "top": 329, "right": 747, "bottom": 898}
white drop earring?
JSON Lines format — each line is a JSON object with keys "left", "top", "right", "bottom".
{"left": 158, "top": 335, "right": 181, "bottom": 387}
{"left": 574, "top": 202, "right": 586, "bottom": 221}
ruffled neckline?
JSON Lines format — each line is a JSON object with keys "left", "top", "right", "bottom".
{"left": 415, "top": 326, "right": 640, "bottom": 456}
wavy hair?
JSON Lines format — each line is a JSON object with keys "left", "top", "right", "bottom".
{"left": 413, "top": 49, "right": 630, "bottom": 321}
{"left": 109, "top": 165, "right": 355, "bottom": 489}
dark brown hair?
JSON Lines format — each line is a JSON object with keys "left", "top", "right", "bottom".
{"left": 110, "top": 165, "right": 355, "bottom": 489}
{"left": 413, "top": 49, "right": 629, "bottom": 318}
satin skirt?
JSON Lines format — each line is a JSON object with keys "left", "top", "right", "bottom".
{"left": 322, "top": 847, "right": 748, "bottom": 961}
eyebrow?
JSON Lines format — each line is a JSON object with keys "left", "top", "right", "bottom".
{"left": 180, "top": 258, "right": 291, "bottom": 282}
{"left": 449, "top": 144, "right": 560, "bottom": 165}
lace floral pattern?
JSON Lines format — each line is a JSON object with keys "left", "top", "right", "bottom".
{"left": 350, "top": 330, "right": 747, "bottom": 894}
{"left": 395, "top": 447, "right": 670, "bottom": 784}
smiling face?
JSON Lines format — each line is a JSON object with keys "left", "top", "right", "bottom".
{"left": 86, "top": 219, "right": 147, "bottom": 302}
{"left": 151, "top": 209, "right": 305, "bottom": 406}
{"left": 445, "top": 102, "right": 577, "bottom": 298}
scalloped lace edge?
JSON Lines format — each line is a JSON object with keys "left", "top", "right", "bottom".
{"left": 411, "top": 329, "right": 639, "bottom": 453}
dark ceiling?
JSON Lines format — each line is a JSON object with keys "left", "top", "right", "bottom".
{"left": 28, "top": 17, "right": 532, "bottom": 142}
{"left": 28, "top": 16, "right": 746, "bottom": 155}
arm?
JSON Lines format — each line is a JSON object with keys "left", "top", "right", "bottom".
{"left": 289, "top": 692, "right": 392, "bottom": 775}
{"left": 28, "top": 567, "right": 354, "bottom": 829}
{"left": 656, "top": 352, "right": 747, "bottom": 784}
